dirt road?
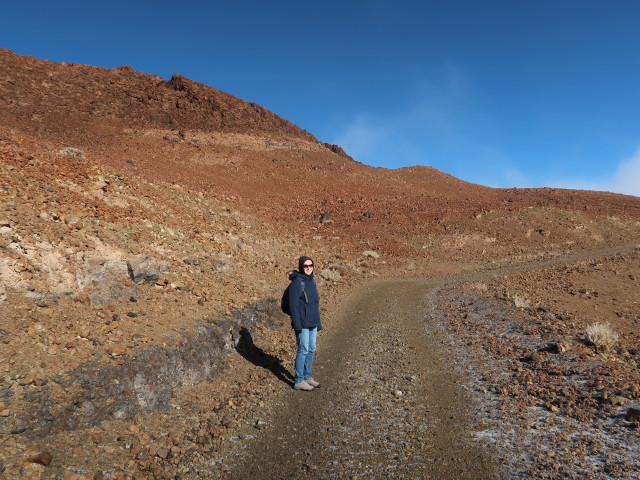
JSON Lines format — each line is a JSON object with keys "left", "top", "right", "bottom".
{"left": 225, "top": 245, "right": 639, "bottom": 479}
{"left": 229, "top": 278, "right": 500, "bottom": 479}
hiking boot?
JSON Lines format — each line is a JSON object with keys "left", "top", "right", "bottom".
{"left": 306, "top": 377, "right": 321, "bottom": 388}
{"left": 294, "top": 381, "right": 314, "bottom": 391}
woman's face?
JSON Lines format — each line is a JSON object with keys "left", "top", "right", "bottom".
{"left": 302, "top": 260, "right": 314, "bottom": 274}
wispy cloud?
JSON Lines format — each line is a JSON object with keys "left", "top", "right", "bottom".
{"left": 611, "top": 148, "right": 640, "bottom": 196}
{"left": 334, "top": 114, "right": 391, "bottom": 166}
{"left": 333, "top": 63, "right": 479, "bottom": 169}
{"left": 550, "top": 147, "right": 640, "bottom": 197}
{"left": 333, "top": 114, "right": 429, "bottom": 168}
{"left": 332, "top": 63, "right": 640, "bottom": 200}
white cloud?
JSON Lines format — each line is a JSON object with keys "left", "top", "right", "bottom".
{"left": 551, "top": 147, "right": 640, "bottom": 197}
{"left": 610, "top": 147, "right": 640, "bottom": 196}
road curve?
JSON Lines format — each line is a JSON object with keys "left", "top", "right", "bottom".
{"left": 230, "top": 278, "right": 500, "bottom": 479}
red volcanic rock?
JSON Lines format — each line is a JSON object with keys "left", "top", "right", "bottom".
{"left": 26, "top": 450, "right": 53, "bottom": 466}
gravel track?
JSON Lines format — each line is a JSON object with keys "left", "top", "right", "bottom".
{"left": 229, "top": 279, "right": 500, "bottom": 479}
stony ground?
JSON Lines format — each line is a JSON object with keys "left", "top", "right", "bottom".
{"left": 61, "top": 245, "right": 633, "bottom": 480}
{"left": 2, "top": 246, "right": 639, "bottom": 479}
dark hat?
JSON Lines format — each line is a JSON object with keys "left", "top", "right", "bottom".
{"left": 298, "top": 256, "right": 314, "bottom": 272}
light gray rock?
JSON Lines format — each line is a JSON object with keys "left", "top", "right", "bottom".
{"left": 127, "top": 256, "right": 169, "bottom": 285}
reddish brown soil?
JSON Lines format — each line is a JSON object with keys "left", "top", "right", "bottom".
{"left": 0, "top": 48, "right": 639, "bottom": 479}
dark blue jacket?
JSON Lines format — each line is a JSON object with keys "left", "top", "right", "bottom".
{"left": 288, "top": 271, "right": 322, "bottom": 332}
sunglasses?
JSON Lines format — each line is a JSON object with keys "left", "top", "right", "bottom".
{"left": 303, "top": 263, "right": 314, "bottom": 268}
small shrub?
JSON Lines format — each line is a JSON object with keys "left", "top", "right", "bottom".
{"left": 59, "top": 147, "right": 85, "bottom": 158}
{"left": 319, "top": 268, "right": 341, "bottom": 282}
{"left": 585, "top": 322, "right": 619, "bottom": 352}
{"left": 473, "top": 282, "right": 488, "bottom": 293}
{"left": 513, "top": 294, "right": 530, "bottom": 309}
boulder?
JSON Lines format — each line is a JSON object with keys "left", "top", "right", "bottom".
{"left": 26, "top": 450, "right": 53, "bottom": 466}
{"left": 627, "top": 407, "right": 640, "bottom": 422}
{"left": 126, "top": 257, "right": 169, "bottom": 285}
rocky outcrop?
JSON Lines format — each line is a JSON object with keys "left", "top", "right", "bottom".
{"left": 0, "top": 48, "right": 317, "bottom": 142}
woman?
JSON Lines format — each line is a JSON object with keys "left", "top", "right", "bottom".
{"left": 289, "top": 256, "right": 322, "bottom": 391}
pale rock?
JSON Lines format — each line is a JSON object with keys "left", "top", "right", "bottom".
{"left": 22, "top": 462, "right": 47, "bottom": 479}
{"left": 107, "top": 344, "right": 130, "bottom": 356}
{"left": 610, "top": 396, "right": 629, "bottom": 406}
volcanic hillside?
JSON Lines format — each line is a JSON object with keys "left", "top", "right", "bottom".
{"left": 1, "top": 48, "right": 640, "bottom": 479}
{"left": 3, "top": 47, "right": 640, "bottom": 257}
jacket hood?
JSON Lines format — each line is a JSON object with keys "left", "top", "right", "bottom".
{"left": 289, "top": 270, "right": 313, "bottom": 281}
{"left": 298, "top": 256, "right": 314, "bottom": 272}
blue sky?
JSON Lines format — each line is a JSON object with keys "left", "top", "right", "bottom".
{"left": 2, "top": 1, "right": 640, "bottom": 196}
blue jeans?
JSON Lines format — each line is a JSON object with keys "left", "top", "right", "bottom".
{"left": 294, "top": 328, "right": 317, "bottom": 384}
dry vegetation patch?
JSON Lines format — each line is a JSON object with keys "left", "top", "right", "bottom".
{"left": 585, "top": 322, "right": 620, "bottom": 352}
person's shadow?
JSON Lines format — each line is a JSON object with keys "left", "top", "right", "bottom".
{"left": 236, "top": 327, "right": 294, "bottom": 386}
